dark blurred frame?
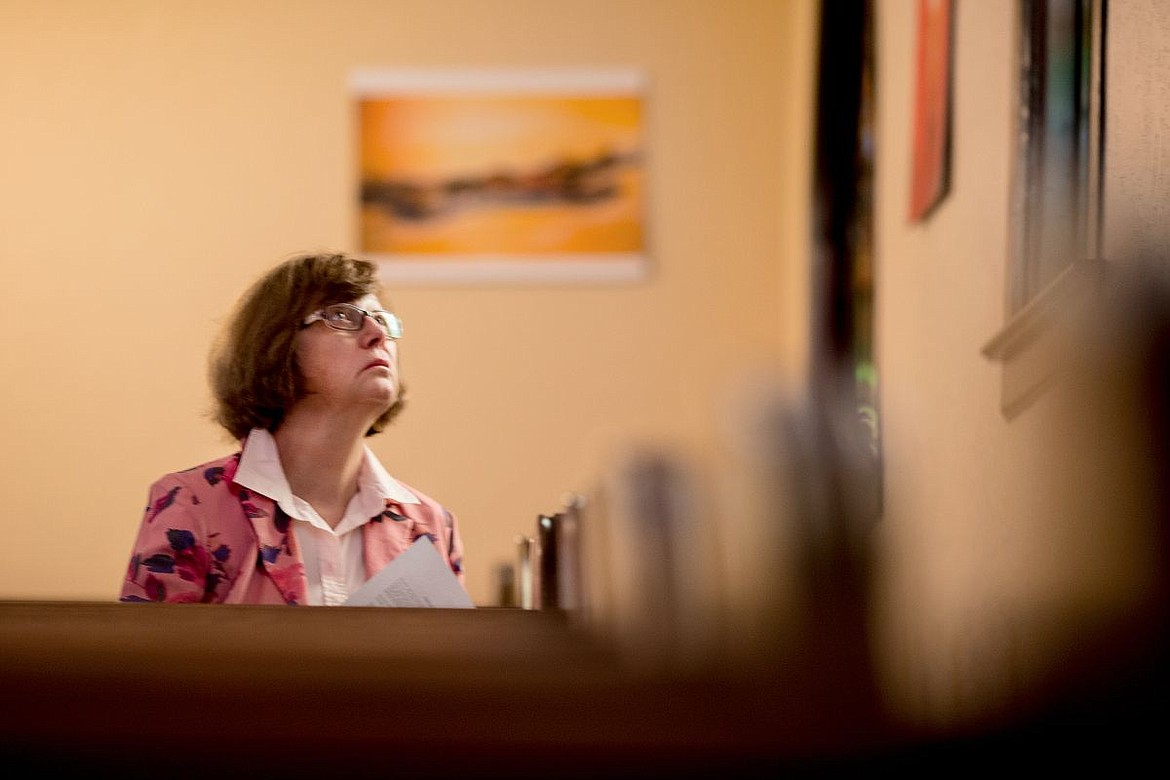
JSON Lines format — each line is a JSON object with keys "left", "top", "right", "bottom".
{"left": 1010, "top": 0, "right": 1106, "bottom": 313}
{"left": 984, "top": 0, "right": 1107, "bottom": 418}
{"left": 811, "top": 0, "right": 881, "bottom": 510}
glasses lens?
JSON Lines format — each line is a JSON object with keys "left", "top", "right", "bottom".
{"left": 324, "top": 304, "right": 362, "bottom": 330}
{"left": 375, "top": 312, "right": 403, "bottom": 340}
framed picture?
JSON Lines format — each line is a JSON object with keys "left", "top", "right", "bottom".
{"left": 908, "top": 0, "right": 953, "bottom": 222}
{"left": 983, "top": 0, "right": 1106, "bottom": 418}
{"left": 1008, "top": 0, "right": 1104, "bottom": 313}
{"left": 351, "top": 68, "right": 648, "bottom": 284}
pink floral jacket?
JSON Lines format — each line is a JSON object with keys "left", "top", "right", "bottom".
{"left": 119, "top": 451, "right": 464, "bottom": 605}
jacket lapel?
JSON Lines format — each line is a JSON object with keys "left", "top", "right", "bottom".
{"left": 232, "top": 484, "right": 308, "bottom": 606}
{"left": 362, "top": 500, "right": 416, "bottom": 578}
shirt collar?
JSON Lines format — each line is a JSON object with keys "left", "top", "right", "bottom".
{"left": 235, "top": 428, "right": 419, "bottom": 514}
{"left": 356, "top": 437, "right": 420, "bottom": 506}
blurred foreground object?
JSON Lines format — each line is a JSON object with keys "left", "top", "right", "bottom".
{"left": 556, "top": 259, "right": 1170, "bottom": 767}
{"left": 568, "top": 369, "right": 890, "bottom": 753}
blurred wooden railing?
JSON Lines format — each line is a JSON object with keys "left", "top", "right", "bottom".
{"left": 0, "top": 599, "right": 897, "bottom": 778}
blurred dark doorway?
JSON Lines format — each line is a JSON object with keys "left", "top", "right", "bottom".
{"left": 811, "top": 0, "right": 879, "bottom": 494}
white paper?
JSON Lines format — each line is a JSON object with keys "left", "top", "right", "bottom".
{"left": 343, "top": 537, "right": 474, "bottom": 608}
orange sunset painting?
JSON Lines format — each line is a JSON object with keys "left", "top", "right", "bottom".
{"left": 357, "top": 79, "right": 644, "bottom": 262}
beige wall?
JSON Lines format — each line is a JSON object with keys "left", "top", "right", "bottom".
{"left": 873, "top": 0, "right": 1160, "bottom": 729}
{"left": 0, "top": 0, "right": 816, "bottom": 605}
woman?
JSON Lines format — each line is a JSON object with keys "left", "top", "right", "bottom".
{"left": 120, "top": 252, "right": 465, "bottom": 605}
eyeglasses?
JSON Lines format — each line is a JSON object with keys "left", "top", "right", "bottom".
{"left": 301, "top": 303, "right": 403, "bottom": 340}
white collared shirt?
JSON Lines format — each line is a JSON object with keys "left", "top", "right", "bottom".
{"left": 233, "top": 428, "right": 420, "bottom": 606}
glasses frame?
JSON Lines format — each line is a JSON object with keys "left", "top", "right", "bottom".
{"left": 300, "top": 303, "right": 403, "bottom": 340}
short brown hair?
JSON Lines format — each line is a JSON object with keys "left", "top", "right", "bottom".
{"left": 209, "top": 252, "right": 405, "bottom": 440}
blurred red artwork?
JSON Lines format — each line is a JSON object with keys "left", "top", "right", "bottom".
{"left": 908, "top": 0, "right": 953, "bottom": 222}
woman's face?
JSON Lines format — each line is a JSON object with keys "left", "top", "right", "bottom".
{"left": 293, "top": 292, "right": 400, "bottom": 417}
